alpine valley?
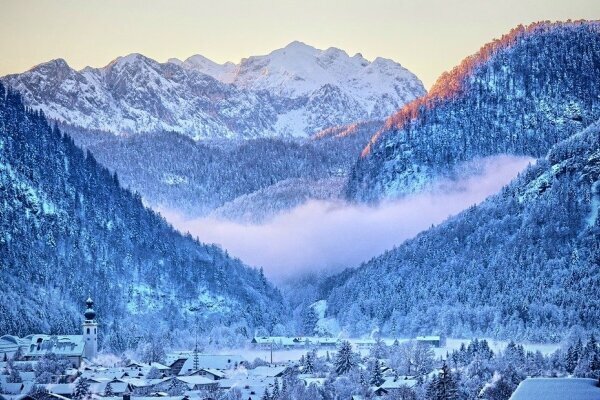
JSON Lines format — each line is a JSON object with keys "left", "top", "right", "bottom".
{"left": 1, "top": 18, "right": 600, "bottom": 400}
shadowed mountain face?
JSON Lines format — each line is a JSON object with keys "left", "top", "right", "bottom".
{"left": 347, "top": 21, "right": 600, "bottom": 203}
{"left": 0, "top": 83, "right": 285, "bottom": 344}
{"left": 2, "top": 42, "right": 425, "bottom": 139}
{"left": 325, "top": 121, "right": 600, "bottom": 340}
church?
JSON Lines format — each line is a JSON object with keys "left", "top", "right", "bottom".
{"left": 0, "top": 298, "right": 98, "bottom": 367}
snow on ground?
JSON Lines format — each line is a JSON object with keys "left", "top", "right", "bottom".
{"left": 207, "top": 338, "right": 561, "bottom": 364}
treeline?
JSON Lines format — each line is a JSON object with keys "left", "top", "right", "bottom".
{"left": 64, "top": 121, "right": 378, "bottom": 217}
{"left": 349, "top": 21, "right": 600, "bottom": 201}
{"left": 0, "top": 83, "right": 285, "bottom": 342}
{"left": 324, "top": 123, "right": 600, "bottom": 340}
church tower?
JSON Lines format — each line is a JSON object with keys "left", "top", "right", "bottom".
{"left": 82, "top": 297, "right": 98, "bottom": 361}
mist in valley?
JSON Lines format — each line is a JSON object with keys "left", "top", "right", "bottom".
{"left": 160, "top": 155, "right": 534, "bottom": 281}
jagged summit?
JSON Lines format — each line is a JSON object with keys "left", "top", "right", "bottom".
{"left": 1, "top": 43, "right": 425, "bottom": 139}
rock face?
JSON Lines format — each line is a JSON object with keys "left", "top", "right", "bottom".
{"left": 346, "top": 21, "right": 600, "bottom": 202}
{"left": 3, "top": 43, "right": 425, "bottom": 139}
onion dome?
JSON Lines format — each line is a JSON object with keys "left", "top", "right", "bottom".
{"left": 84, "top": 297, "right": 96, "bottom": 320}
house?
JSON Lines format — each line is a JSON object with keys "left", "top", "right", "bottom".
{"left": 352, "top": 339, "right": 376, "bottom": 349}
{"left": 88, "top": 380, "right": 132, "bottom": 395}
{"left": 251, "top": 337, "right": 303, "bottom": 349}
{"left": 416, "top": 336, "right": 442, "bottom": 348}
{"left": 250, "top": 336, "right": 340, "bottom": 350}
{"left": 148, "top": 363, "right": 171, "bottom": 375}
{"left": 2, "top": 382, "right": 34, "bottom": 397}
{"left": 175, "top": 376, "right": 218, "bottom": 391}
{"left": 247, "top": 366, "right": 289, "bottom": 378}
{"left": 6, "top": 298, "right": 100, "bottom": 368}
{"left": 170, "top": 354, "right": 245, "bottom": 375}
{"left": 315, "top": 338, "right": 339, "bottom": 348}
{"left": 373, "top": 377, "right": 417, "bottom": 396}
{"left": 187, "top": 368, "right": 226, "bottom": 380}
{"left": 24, "top": 335, "right": 85, "bottom": 368}
{"left": 509, "top": 377, "right": 600, "bottom": 400}
{"left": 44, "top": 383, "right": 76, "bottom": 398}
{"left": 0, "top": 336, "right": 30, "bottom": 361}
{"left": 217, "top": 376, "right": 273, "bottom": 400}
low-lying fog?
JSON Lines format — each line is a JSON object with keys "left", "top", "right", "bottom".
{"left": 160, "top": 155, "right": 533, "bottom": 281}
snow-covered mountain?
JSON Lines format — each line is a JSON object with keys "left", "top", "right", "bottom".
{"left": 3, "top": 43, "right": 425, "bottom": 139}
{"left": 173, "top": 41, "right": 424, "bottom": 118}
{"left": 0, "top": 82, "right": 286, "bottom": 338}
{"left": 347, "top": 21, "right": 600, "bottom": 202}
{"left": 2, "top": 55, "right": 282, "bottom": 139}
{"left": 325, "top": 121, "right": 600, "bottom": 339}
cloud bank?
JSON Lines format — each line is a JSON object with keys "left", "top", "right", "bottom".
{"left": 160, "top": 155, "right": 533, "bottom": 281}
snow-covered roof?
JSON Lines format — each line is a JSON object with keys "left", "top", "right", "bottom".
{"left": 148, "top": 362, "right": 171, "bottom": 370}
{"left": 509, "top": 378, "right": 600, "bottom": 400}
{"left": 88, "top": 381, "right": 130, "bottom": 394}
{"left": 2, "top": 383, "right": 31, "bottom": 395}
{"left": 251, "top": 336, "right": 340, "bottom": 346}
{"left": 379, "top": 377, "right": 418, "bottom": 390}
{"left": 0, "top": 336, "right": 29, "bottom": 353}
{"left": 191, "top": 368, "right": 226, "bottom": 379}
{"left": 300, "top": 377, "right": 326, "bottom": 386}
{"left": 175, "top": 376, "right": 216, "bottom": 388}
{"left": 176, "top": 354, "right": 245, "bottom": 374}
{"left": 247, "top": 366, "right": 288, "bottom": 377}
{"left": 24, "top": 335, "right": 85, "bottom": 358}
{"left": 120, "top": 378, "right": 151, "bottom": 388}
{"left": 44, "top": 383, "right": 76, "bottom": 395}
{"left": 416, "top": 336, "right": 441, "bottom": 341}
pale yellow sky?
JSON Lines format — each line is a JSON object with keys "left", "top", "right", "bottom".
{"left": 0, "top": 0, "right": 598, "bottom": 88}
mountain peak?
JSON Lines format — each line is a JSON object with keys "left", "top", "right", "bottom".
{"left": 105, "top": 53, "right": 155, "bottom": 70}
{"left": 2, "top": 43, "right": 425, "bottom": 138}
{"left": 29, "top": 58, "right": 71, "bottom": 73}
{"left": 283, "top": 40, "right": 315, "bottom": 51}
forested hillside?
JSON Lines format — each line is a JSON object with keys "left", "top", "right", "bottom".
{"left": 65, "top": 122, "right": 379, "bottom": 217}
{"left": 0, "top": 83, "right": 285, "bottom": 348}
{"left": 325, "top": 122, "right": 600, "bottom": 341}
{"left": 348, "top": 21, "right": 600, "bottom": 202}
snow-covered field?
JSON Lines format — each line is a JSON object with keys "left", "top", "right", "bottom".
{"left": 207, "top": 338, "right": 561, "bottom": 364}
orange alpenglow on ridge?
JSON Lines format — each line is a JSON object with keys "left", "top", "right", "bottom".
{"left": 313, "top": 122, "right": 362, "bottom": 140}
{"left": 360, "top": 19, "right": 597, "bottom": 158}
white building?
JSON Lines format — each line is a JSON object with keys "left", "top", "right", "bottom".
{"left": 0, "top": 298, "right": 99, "bottom": 367}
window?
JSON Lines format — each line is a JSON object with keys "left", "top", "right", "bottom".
{"left": 87, "top": 328, "right": 90, "bottom": 334}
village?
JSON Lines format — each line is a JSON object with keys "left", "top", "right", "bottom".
{"left": 1, "top": 299, "right": 598, "bottom": 400}
{"left": 0, "top": 299, "right": 446, "bottom": 400}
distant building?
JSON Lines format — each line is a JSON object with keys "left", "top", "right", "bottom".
{"left": 250, "top": 336, "right": 341, "bottom": 349}
{"left": 167, "top": 353, "right": 245, "bottom": 375}
{"left": 0, "top": 335, "right": 30, "bottom": 361}
{"left": 415, "top": 336, "right": 442, "bottom": 348}
{"left": 0, "top": 298, "right": 99, "bottom": 367}
{"left": 352, "top": 339, "right": 377, "bottom": 349}
{"left": 23, "top": 335, "right": 85, "bottom": 367}
{"left": 509, "top": 377, "right": 600, "bottom": 400}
